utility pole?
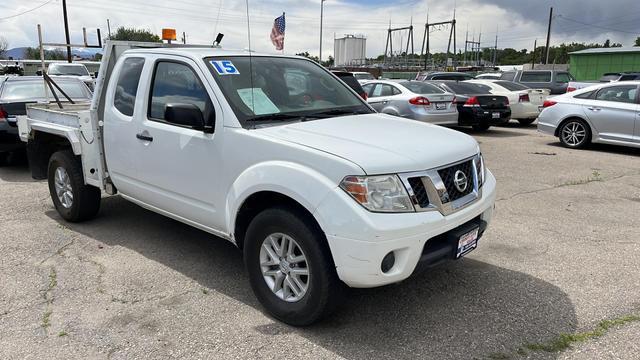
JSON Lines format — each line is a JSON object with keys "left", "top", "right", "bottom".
{"left": 319, "top": 0, "right": 326, "bottom": 63}
{"left": 493, "top": 26, "right": 498, "bottom": 65}
{"left": 62, "top": 0, "right": 72, "bottom": 63}
{"left": 107, "top": 19, "right": 112, "bottom": 38}
{"left": 544, "top": 7, "right": 553, "bottom": 64}
{"left": 477, "top": 31, "right": 481, "bottom": 66}
{"left": 532, "top": 39, "right": 537, "bottom": 68}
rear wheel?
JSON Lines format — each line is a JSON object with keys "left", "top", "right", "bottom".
{"left": 472, "top": 123, "right": 491, "bottom": 131}
{"left": 48, "top": 150, "right": 101, "bottom": 222}
{"left": 558, "top": 119, "right": 590, "bottom": 149}
{"left": 517, "top": 118, "right": 536, "bottom": 125}
{"left": 244, "top": 206, "right": 343, "bottom": 326}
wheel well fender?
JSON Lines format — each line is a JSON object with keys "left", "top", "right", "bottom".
{"left": 554, "top": 116, "right": 593, "bottom": 138}
{"left": 226, "top": 161, "right": 338, "bottom": 250}
{"left": 26, "top": 131, "right": 74, "bottom": 180}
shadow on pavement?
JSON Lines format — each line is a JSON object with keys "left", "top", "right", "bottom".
{"left": 0, "top": 158, "right": 36, "bottom": 183}
{"left": 48, "top": 196, "right": 577, "bottom": 359}
{"left": 546, "top": 141, "right": 640, "bottom": 157}
{"left": 453, "top": 126, "right": 529, "bottom": 138}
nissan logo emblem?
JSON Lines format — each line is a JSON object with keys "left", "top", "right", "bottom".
{"left": 453, "top": 170, "right": 468, "bottom": 192}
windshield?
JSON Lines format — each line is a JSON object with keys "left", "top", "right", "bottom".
{"left": 353, "top": 73, "right": 374, "bottom": 80}
{"left": 400, "top": 81, "right": 444, "bottom": 94}
{"left": 206, "top": 56, "right": 372, "bottom": 128}
{"left": 48, "top": 64, "right": 90, "bottom": 76}
{"left": 495, "top": 81, "right": 530, "bottom": 91}
{"left": 0, "top": 80, "right": 90, "bottom": 101}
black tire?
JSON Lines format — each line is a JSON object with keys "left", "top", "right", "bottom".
{"left": 244, "top": 206, "right": 343, "bottom": 326}
{"left": 517, "top": 118, "right": 536, "bottom": 125}
{"left": 558, "top": 118, "right": 591, "bottom": 149}
{"left": 48, "top": 150, "right": 101, "bottom": 222}
{"left": 472, "top": 123, "right": 491, "bottom": 131}
{"left": 0, "top": 152, "right": 8, "bottom": 167}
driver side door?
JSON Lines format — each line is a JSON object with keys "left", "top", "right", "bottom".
{"left": 131, "top": 56, "right": 225, "bottom": 230}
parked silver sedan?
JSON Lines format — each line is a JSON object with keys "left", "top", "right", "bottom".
{"left": 362, "top": 80, "right": 458, "bottom": 125}
{"left": 538, "top": 81, "right": 640, "bottom": 149}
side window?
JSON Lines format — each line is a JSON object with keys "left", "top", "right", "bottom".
{"left": 379, "top": 84, "right": 394, "bottom": 96}
{"left": 362, "top": 83, "right": 374, "bottom": 96}
{"left": 392, "top": 86, "right": 402, "bottom": 95}
{"left": 594, "top": 85, "right": 638, "bottom": 104}
{"left": 114, "top": 57, "right": 145, "bottom": 116}
{"left": 149, "top": 61, "right": 214, "bottom": 125}
{"left": 556, "top": 73, "right": 571, "bottom": 83}
{"left": 371, "top": 84, "right": 383, "bottom": 97}
{"left": 574, "top": 90, "right": 595, "bottom": 99}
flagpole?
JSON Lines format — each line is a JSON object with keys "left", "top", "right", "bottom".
{"left": 282, "top": 12, "right": 285, "bottom": 54}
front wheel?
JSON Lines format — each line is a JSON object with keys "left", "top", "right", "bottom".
{"left": 244, "top": 207, "right": 343, "bottom": 326}
{"left": 558, "top": 119, "right": 590, "bottom": 149}
{"left": 48, "top": 150, "right": 101, "bottom": 222}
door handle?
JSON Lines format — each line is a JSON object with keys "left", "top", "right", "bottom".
{"left": 136, "top": 133, "right": 153, "bottom": 141}
{"left": 587, "top": 107, "right": 601, "bottom": 111}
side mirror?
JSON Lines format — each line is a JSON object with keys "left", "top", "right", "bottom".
{"left": 164, "top": 103, "right": 210, "bottom": 132}
{"left": 36, "top": 70, "right": 43, "bottom": 76}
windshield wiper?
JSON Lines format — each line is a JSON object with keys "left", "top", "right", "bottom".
{"left": 303, "top": 107, "right": 371, "bottom": 119}
{"left": 245, "top": 113, "right": 308, "bottom": 122}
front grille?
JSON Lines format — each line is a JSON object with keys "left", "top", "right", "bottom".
{"left": 407, "top": 177, "right": 429, "bottom": 208}
{"left": 438, "top": 160, "right": 474, "bottom": 202}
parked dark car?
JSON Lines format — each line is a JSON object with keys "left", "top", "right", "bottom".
{"left": 416, "top": 72, "right": 475, "bottom": 81}
{"left": 499, "top": 70, "right": 574, "bottom": 94}
{"left": 331, "top": 71, "right": 368, "bottom": 99}
{"left": 426, "top": 80, "right": 511, "bottom": 131}
{"left": 0, "top": 76, "right": 92, "bottom": 165}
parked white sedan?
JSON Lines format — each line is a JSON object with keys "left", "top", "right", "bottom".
{"left": 537, "top": 81, "right": 640, "bottom": 149}
{"left": 466, "top": 80, "right": 550, "bottom": 125}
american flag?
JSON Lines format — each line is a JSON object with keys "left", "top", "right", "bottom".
{"left": 270, "top": 13, "right": 285, "bottom": 51}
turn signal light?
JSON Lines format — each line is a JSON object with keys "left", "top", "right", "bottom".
{"left": 542, "top": 100, "right": 557, "bottom": 108}
{"left": 567, "top": 86, "right": 576, "bottom": 92}
{"left": 518, "top": 94, "right": 530, "bottom": 103}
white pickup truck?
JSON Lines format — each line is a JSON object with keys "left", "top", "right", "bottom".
{"left": 18, "top": 41, "right": 496, "bottom": 325}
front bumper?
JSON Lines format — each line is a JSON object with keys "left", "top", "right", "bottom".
{"left": 314, "top": 170, "right": 496, "bottom": 288}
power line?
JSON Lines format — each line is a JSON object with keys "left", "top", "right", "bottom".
{"left": 556, "top": 15, "right": 639, "bottom": 35}
{"left": 0, "top": 0, "right": 55, "bottom": 21}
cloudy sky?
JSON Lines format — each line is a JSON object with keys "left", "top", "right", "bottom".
{"left": 1, "top": 0, "right": 638, "bottom": 57}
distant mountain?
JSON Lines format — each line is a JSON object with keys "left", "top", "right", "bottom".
{"left": 3, "top": 47, "right": 101, "bottom": 60}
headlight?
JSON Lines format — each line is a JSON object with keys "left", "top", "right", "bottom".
{"left": 474, "top": 153, "right": 486, "bottom": 188}
{"left": 339, "top": 175, "right": 414, "bottom": 212}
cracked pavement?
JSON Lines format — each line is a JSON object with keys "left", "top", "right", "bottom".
{"left": 1, "top": 123, "right": 639, "bottom": 359}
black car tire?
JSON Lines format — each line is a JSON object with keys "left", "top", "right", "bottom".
{"left": 48, "top": 150, "right": 101, "bottom": 222}
{"left": 472, "top": 123, "right": 491, "bottom": 131}
{"left": 517, "top": 118, "right": 536, "bottom": 125}
{"left": 244, "top": 206, "right": 343, "bottom": 326}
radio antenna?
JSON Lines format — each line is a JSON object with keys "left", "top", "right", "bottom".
{"left": 245, "top": 0, "right": 255, "bottom": 114}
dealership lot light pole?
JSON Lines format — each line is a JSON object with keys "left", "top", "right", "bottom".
{"left": 320, "top": 0, "right": 326, "bottom": 63}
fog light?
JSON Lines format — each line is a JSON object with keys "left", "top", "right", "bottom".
{"left": 381, "top": 252, "right": 395, "bottom": 273}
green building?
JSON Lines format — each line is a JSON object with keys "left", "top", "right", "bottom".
{"left": 569, "top": 47, "right": 640, "bottom": 81}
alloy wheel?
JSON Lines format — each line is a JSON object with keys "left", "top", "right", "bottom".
{"left": 561, "top": 121, "right": 587, "bottom": 146}
{"left": 54, "top": 167, "right": 73, "bottom": 208}
{"left": 259, "top": 232, "right": 310, "bottom": 302}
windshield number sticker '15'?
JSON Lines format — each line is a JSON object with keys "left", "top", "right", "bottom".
{"left": 210, "top": 60, "right": 239, "bottom": 75}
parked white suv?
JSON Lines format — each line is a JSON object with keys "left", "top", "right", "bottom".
{"left": 18, "top": 41, "right": 496, "bottom": 325}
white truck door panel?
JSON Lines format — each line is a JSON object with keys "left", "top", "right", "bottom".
{"left": 126, "top": 56, "right": 224, "bottom": 230}
{"left": 103, "top": 56, "right": 147, "bottom": 196}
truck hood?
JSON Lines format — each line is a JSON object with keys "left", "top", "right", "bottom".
{"left": 256, "top": 114, "right": 479, "bottom": 174}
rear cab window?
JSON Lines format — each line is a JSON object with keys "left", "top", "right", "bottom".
{"left": 499, "top": 72, "right": 516, "bottom": 81}
{"left": 520, "top": 71, "right": 552, "bottom": 82}
{"left": 555, "top": 73, "right": 572, "bottom": 83}
{"left": 148, "top": 61, "right": 215, "bottom": 128}
{"left": 113, "top": 57, "right": 145, "bottom": 116}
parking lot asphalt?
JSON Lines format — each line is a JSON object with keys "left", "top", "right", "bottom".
{"left": 1, "top": 123, "right": 639, "bottom": 360}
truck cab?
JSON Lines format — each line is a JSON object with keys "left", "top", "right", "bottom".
{"left": 18, "top": 42, "right": 496, "bottom": 325}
